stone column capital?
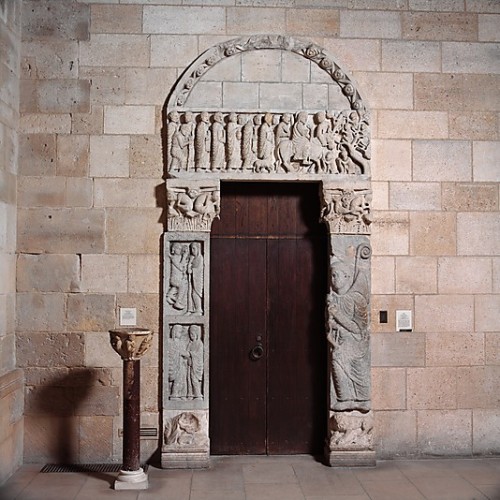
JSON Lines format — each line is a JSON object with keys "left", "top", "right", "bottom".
{"left": 109, "top": 328, "right": 153, "bottom": 361}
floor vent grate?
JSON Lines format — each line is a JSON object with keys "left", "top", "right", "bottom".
{"left": 41, "top": 464, "right": 149, "bottom": 473}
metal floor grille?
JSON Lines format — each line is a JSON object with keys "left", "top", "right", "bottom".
{"left": 41, "top": 464, "right": 149, "bottom": 473}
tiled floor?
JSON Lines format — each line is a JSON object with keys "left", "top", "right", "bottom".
{"left": 1, "top": 455, "right": 499, "bottom": 500}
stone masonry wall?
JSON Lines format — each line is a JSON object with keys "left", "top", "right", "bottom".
{"left": 16, "top": 0, "right": 499, "bottom": 463}
{"left": 0, "top": 0, "right": 23, "bottom": 484}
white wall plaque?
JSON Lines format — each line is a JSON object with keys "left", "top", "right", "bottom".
{"left": 396, "top": 310, "right": 412, "bottom": 332}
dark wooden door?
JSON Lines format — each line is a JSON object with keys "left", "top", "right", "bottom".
{"left": 210, "top": 183, "right": 327, "bottom": 455}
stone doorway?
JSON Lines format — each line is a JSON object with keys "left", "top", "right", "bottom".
{"left": 161, "top": 36, "right": 374, "bottom": 468}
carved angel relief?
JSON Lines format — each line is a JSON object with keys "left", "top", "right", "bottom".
{"left": 166, "top": 242, "right": 204, "bottom": 315}
{"left": 167, "top": 111, "right": 370, "bottom": 177}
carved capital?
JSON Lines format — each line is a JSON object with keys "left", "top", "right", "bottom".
{"left": 321, "top": 184, "right": 372, "bottom": 235}
{"left": 109, "top": 328, "right": 153, "bottom": 361}
{"left": 167, "top": 180, "right": 220, "bottom": 232}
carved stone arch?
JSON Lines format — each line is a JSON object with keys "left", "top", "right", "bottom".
{"left": 166, "top": 35, "right": 367, "bottom": 114}
{"left": 162, "top": 35, "right": 374, "bottom": 469}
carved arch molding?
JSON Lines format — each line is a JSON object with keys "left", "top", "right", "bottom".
{"left": 162, "top": 35, "right": 375, "bottom": 468}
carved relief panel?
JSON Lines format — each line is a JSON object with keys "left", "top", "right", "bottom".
{"left": 166, "top": 110, "right": 370, "bottom": 177}
{"left": 168, "top": 324, "right": 205, "bottom": 402}
{"left": 326, "top": 235, "right": 373, "bottom": 460}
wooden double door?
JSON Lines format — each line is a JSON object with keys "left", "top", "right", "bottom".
{"left": 210, "top": 182, "right": 328, "bottom": 455}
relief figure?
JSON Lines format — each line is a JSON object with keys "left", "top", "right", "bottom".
{"left": 211, "top": 112, "right": 225, "bottom": 171}
{"left": 169, "top": 325, "right": 189, "bottom": 400}
{"left": 327, "top": 247, "right": 370, "bottom": 412}
{"left": 187, "top": 242, "right": 203, "bottom": 314}
{"left": 195, "top": 112, "right": 211, "bottom": 171}
{"left": 167, "top": 243, "right": 189, "bottom": 311}
{"left": 226, "top": 113, "right": 241, "bottom": 170}
{"left": 186, "top": 325, "right": 204, "bottom": 399}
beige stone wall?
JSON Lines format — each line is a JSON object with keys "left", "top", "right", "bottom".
{"left": 16, "top": 0, "right": 499, "bottom": 463}
{"left": 0, "top": 0, "right": 23, "bottom": 483}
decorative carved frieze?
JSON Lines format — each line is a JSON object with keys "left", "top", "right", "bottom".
{"left": 166, "top": 111, "right": 370, "bottom": 178}
{"left": 166, "top": 240, "right": 205, "bottom": 316}
{"left": 321, "top": 185, "right": 372, "bottom": 235}
{"left": 172, "top": 35, "right": 366, "bottom": 114}
{"left": 167, "top": 182, "right": 220, "bottom": 232}
{"left": 168, "top": 324, "right": 204, "bottom": 401}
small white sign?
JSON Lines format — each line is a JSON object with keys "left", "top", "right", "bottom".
{"left": 120, "top": 308, "right": 137, "bottom": 326}
{"left": 396, "top": 310, "right": 412, "bottom": 332}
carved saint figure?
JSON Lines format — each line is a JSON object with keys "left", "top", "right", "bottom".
{"left": 186, "top": 325, "right": 203, "bottom": 399}
{"left": 292, "top": 111, "right": 311, "bottom": 164}
{"left": 226, "top": 112, "right": 241, "bottom": 170}
{"left": 241, "top": 115, "right": 255, "bottom": 170}
{"left": 211, "top": 112, "right": 225, "bottom": 171}
{"left": 195, "top": 112, "right": 211, "bottom": 171}
{"left": 184, "top": 112, "right": 196, "bottom": 171}
{"left": 167, "top": 243, "right": 189, "bottom": 310}
{"left": 170, "top": 123, "right": 190, "bottom": 172}
{"left": 167, "top": 111, "right": 180, "bottom": 170}
{"left": 169, "top": 325, "right": 188, "bottom": 400}
{"left": 327, "top": 252, "right": 370, "bottom": 412}
{"left": 187, "top": 242, "right": 203, "bottom": 314}
{"left": 256, "top": 112, "right": 275, "bottom": 172}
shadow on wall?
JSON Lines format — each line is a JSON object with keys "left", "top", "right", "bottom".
{"left": 25, "top": 368, "right": 119, "bottom": 465}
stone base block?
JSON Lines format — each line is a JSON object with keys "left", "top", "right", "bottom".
{"left": 114, "top": 468, "right": 149, "bottom": 490}
{"left": 161, "top": 450, "right": 210, "bottom": 469}
{"left": 326, "top": 450, "right": 376, "bottom": 467}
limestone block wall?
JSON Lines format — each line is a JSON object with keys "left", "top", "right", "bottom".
{"left": 0, "top": 0, "right": 23, "bottom": 484}
{"left": 15, "top": 0, "right": 499, "bottom": 464}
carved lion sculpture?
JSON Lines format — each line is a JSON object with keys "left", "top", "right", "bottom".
{"left": 329, "top": 410, "right": 373, "bottom": 449}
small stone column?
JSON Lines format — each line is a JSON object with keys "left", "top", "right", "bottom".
{"left": 109, "top": 328, "right": 153, "bottom": 490}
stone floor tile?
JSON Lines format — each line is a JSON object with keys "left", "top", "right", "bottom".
{"left": 408, "top": 476, "right": 490, "bottom": 500}
{"left": 397, "top": 459, "right": 462, "bottom": 479}
{"left": 245, "top": 482, "right": 306, "bottom": 500}
{"left": 475, "top": 484, "right": 500, "bottom": 499}
{"left": 190, "top": 489, "right": 246, "bottom": 500}
{"left": 353, "top": 460, "right": 406, "bottom": 482}
{"left": 361, "top": 479, "right": 426, "bottom": 500}
{"left": 450, "top": 459, "right": 500, "bottom": 485}
{"left": 243, "top": 463, "right": 298, "bottom": 484}
{"left": 304, "top": 496, "right": 370, "bottom": 500}
{"left": 14, "top": 473, "right": 88, "bottom": 500}
{"left": 137, "top": 474, "right": 192, "bottom": 500}
{"left": 327, "top": 469, "right": 367, "bottom": 496}
{"left": 192, "top": 463, "right": 244, "bottom": 490}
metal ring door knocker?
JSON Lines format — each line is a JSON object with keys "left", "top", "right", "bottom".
{"left": 249, "top": 336, "right": 264, "bottom": 361}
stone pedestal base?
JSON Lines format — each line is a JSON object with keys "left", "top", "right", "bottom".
{"left": 114, "top": 468, "right": 149, "bottom": 490}
{"left": 161, "top": 450, "right": 210, "bottom": 469}
{"left": 326, "top": 450, "right": 376, "bottom": 467}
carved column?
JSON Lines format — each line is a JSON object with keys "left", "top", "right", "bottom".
{"left": 162, "top": 179, "right": 219, "bottom": 469}
{"left": 109, "top": 328, "right": 153, "bottom": 489}
{"left": 321, "top": 181, "right": 375, "bottom": 467}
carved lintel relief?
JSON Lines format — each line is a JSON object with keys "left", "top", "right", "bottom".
{"left": 167, "top": 180, "right": 220, "bottom": 232}
{"left": 166, "top": 110, "right": 370, "bottom": 178}
{"left": 326, "top": 235, "right": 373, "bottom": 460}
{"left": 321, "top": 183, "right": 372, "bottom": 235}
